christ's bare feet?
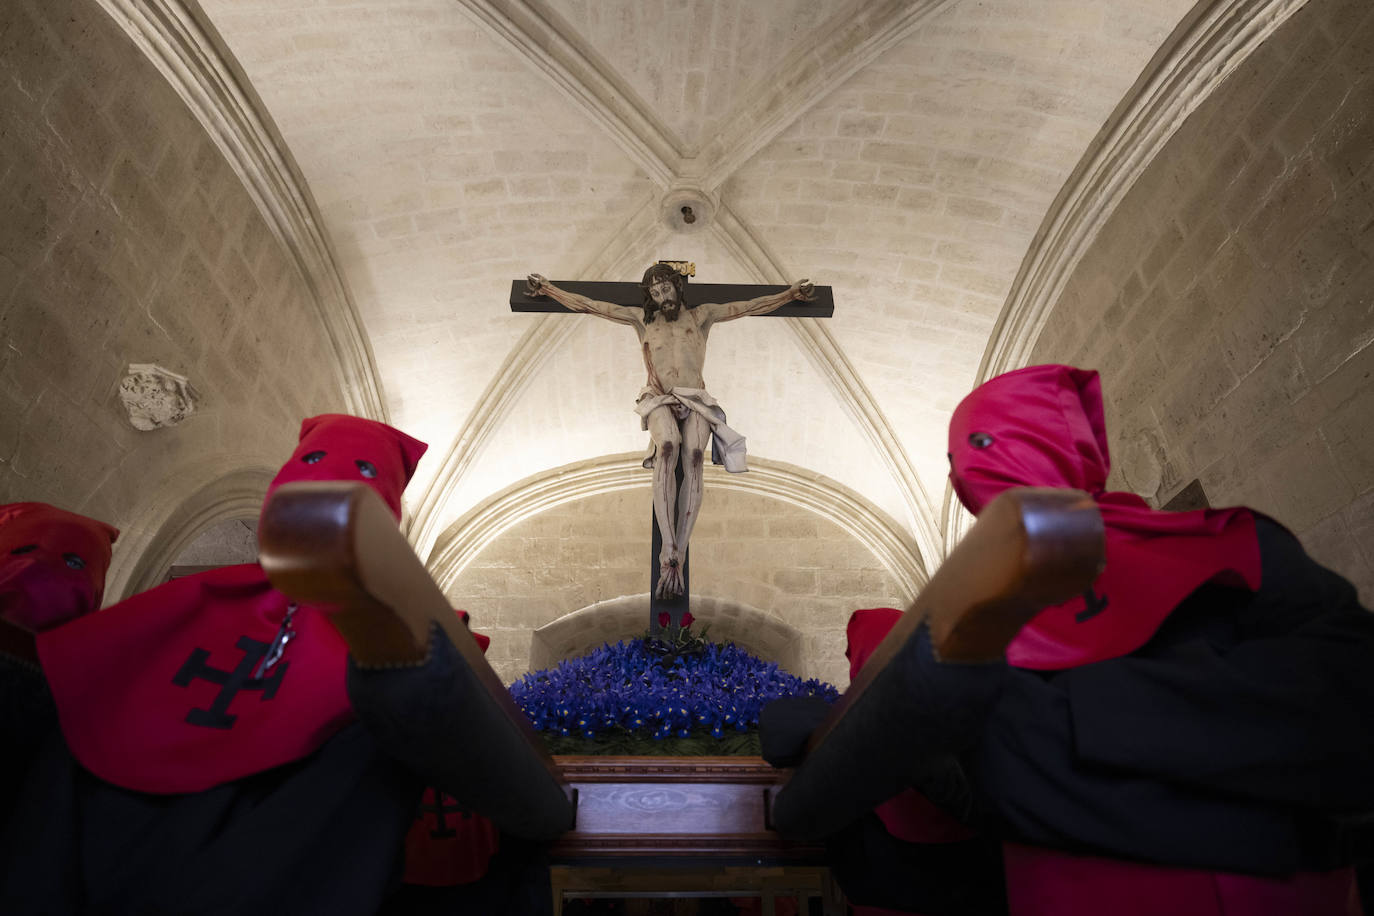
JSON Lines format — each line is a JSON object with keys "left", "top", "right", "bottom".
{"left": 656, "top": 554, "right": 684, "bottom": 598}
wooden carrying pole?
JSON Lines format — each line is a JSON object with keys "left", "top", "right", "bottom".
{"left": 771, "top": 487, "right": 1105, "bottom": 839}
{"left": 258, "top": 481, "right": 574, "bottom": 840}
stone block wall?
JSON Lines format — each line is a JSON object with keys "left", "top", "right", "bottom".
{"left": 1031, "top": 0, "right": 1374, "bottom": 600}
{"left": 0, "top": 0, "right": 347, "bottom": 589}
{"left": 444, "top": 485, "right": 907, "bottom": 688}
{"left": 527, "top": 595, "right": 806, "bottom": 678}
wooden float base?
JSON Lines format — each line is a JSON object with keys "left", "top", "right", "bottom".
{"left": 549, "top": 756, "right": 842, "bottom": 914}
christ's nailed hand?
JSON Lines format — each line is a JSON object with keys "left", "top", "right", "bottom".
{"left": 525, "top": 274, "right": 548, "bottom": 297}
{"left": 795, "top": 280, "right": 815, "bottom": 301}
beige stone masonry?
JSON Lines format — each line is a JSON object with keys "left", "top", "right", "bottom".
{"left": 1030, "top": 0, "right": 1374, "bottom": 601}
{"left": 0, "top": 0, "right": 347, "bottom": 599}
{"left": 439, "top": 459, "right": 909, "bottom": 687}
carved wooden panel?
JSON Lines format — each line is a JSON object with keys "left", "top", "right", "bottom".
{"left": 551, "top": 756, "right": 824, "bottom": 862}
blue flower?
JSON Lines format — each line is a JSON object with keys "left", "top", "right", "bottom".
{"left": 507, "top": 634, "right": 839, "bottom": 744}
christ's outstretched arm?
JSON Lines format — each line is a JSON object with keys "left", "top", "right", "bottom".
{"left": 525, "top": 274, "right": 642, "bottom": 327}
{"left": 694, "top": 280, "right": 814, "bottom": 327}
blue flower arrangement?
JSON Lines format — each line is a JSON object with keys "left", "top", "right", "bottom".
{"left": 509, "top": 624, "right": 838, "bottom": 755}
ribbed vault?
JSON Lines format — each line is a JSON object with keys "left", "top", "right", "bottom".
{"left": 82, "top": 0, "right": 1314, "bottom": 578}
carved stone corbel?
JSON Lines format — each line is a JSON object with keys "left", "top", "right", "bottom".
{"left": 118, "top": 363, "right": 200, "bottom": 430}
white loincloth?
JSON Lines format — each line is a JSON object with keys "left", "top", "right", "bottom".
{"left": 634, "top": 386, "right": 747, "bottom": 473}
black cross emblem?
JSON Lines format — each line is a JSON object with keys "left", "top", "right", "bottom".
{"left": 172, "top": 636, "right": 288, "bottom": 729}
{"left": 1075, "top": 588, "right": 1109, "bottom": 623}
{"left": 420, "top": 792, "right": 472, "bottom": 839}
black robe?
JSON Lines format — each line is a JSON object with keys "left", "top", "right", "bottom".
{"left": 0, "top": 722, "right": 420, "bottom": 915}
{"left": 1, "top": 623, "right": 560, "bottom": 916}
{"left": 1, "top": 654, "right": 55, "bottom": 829}
{"left": 971, "top": 518, "right": 1374, "bottom": 874}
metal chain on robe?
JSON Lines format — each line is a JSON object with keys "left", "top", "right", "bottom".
{"left": 253, "top": 602, "right": 297, "bottom": 678}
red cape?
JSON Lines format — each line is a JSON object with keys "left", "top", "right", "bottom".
{"left": 948, "top": 365, "right": 1260, "bottom": 670}
{"left": 39, "top": 564, "right": 353, "bottom": 794}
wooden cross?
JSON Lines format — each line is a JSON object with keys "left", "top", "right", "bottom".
{"left": 510, "top": 267, "right": 833, "bottom": 635}
{"left": 510, "top": 280, "right": 834, "bottom": 318}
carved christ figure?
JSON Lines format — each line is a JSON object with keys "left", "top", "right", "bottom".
{"left": 525, "top": 265, "right": 815, "bottom": 598}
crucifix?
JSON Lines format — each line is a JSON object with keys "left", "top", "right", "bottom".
{"left": 511, "top": 263, "right": 833, "bottom": 634}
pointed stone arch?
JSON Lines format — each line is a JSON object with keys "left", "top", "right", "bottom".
{"left": 108, "top": 464, "right": 274, "bottom": 602}
{"left": 426, "top": 452, "right": 925, "bottom": 600}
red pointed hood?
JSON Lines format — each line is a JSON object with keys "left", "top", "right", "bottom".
{"left": 949, "top": 364, "right": 1108, "bottom": 515}
{"left": 264, "top": 414, "right": 428, "bottom": 521}
{"left": 948, "top": 365, "right": 1260, "bottom": 669}
{"left": 0, "top": 502, "right": 119, "bottom": 632}
{"left": 844, "top": 607, "right": 903, "bottom": 682}
{"left": 40, "top": 416, "right": 430, "bottom": 792}
{"left": 456, "top": 610, "right": 491, "bottom": 654}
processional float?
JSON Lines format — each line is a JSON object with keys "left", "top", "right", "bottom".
{"left": 256, "top": 480, "right": 1102, "bottom": 907}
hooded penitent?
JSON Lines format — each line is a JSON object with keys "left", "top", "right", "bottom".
{"left": 401, "top": 610, "right": 500, "bottom": 888}
{"left": 37, "top": 415, "right": 427, "bottom": 793}
{"left": 947, "top": 365, "right": 1260, "bottom": 670}
{"left": 263, "top": 413, "right": 427, "bottom": 521}
{"left": 0, "top": 503, "right": 119, "bottom": 632}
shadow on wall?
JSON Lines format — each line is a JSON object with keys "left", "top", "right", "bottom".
{"left": 529, "top": 594, "right": 805, "bottom": 677}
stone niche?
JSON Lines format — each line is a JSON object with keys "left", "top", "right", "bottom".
{"left": 528, "top": 594, "right": 804, "bottom": 675}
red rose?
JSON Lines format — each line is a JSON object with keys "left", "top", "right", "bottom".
{"left": 658, "top": 612, "right": 671, "bottom": 628}
{"left": 680, "top": 611, "right": 695, "bottom": 628}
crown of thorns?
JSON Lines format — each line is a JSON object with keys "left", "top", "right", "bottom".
{"left": 640, "top": 263, "right": 687, "bottom": 288}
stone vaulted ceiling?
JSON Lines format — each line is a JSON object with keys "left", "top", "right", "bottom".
{"left": 187, "top": 0, "right": 1204, "bottom": 573}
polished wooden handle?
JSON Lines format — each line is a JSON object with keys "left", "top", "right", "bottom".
{"left": 257, "top": 481, "right": 571, "bottom": 828}
{"left": 258, "top": 480, "right": 553, "bottom": 745}
{"left": 766, "top": 488, "right": 1104, "bottom": 839}
{"left": 259, "top": 481, "right": 437, "bottom": 666}
{"left": 928, "top": 486, "right": 1105, "bottom": 661}
{"left": 803, "top": 487, "right": 1102, "bottom": 757}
